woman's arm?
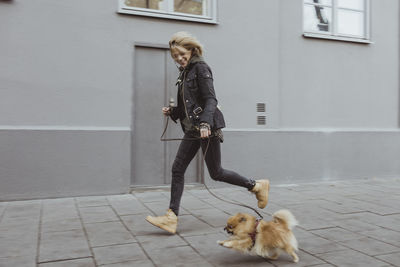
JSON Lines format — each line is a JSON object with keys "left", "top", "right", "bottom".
{"left": 169, "top": 106, "right": 180, "bottom": 123}
{"left": 196, "top": 63, "right": 218, "bottom": 128}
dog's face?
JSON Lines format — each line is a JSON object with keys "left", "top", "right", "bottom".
{"left": 224, "top": 213, "right": 256, "bottom": 236}
{"left": 220, "top": 210, "right": 299, "bottom": 263}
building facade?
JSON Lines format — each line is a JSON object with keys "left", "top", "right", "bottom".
{"left": 0, "top": 0, "right": 399, "bottom": 200}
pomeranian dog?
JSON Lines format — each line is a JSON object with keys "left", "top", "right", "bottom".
{"left": 218, "top": 210, "right": 299, "bottom": 262}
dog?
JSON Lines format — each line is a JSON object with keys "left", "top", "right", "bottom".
{"left": 218, "top": 210, "right": 299, "bottom": 262}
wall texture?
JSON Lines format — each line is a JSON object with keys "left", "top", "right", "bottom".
{"left": 0, "top": 0, "right": 399, "bottom": 200}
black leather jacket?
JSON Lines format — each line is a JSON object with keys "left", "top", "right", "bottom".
{"left": 170, "top": 56, "right": 226, "bottom": 133}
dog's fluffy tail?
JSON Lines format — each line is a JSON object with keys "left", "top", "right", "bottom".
{"left": 273, "top": 209, "right": 298, "bottom": 230}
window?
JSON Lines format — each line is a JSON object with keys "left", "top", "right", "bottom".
{"left": 303, "top": 0, "right": 370, "bottom": 43}
{"left": 118, "top": 0, "right": 217, "bottom": 24}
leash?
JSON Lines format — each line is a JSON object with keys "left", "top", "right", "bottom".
{"left": 160, "top": 116, "right": 264, "bottom": 219}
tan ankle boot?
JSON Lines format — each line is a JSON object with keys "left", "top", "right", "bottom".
{"left": 250, "top": 179, "right": 270, "bottom": 209}
{"left": 145, "top": 209, "right": 178, "bottom": 234}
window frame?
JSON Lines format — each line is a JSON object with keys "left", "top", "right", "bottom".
{"left": 118, "top": 0, "right": 218, "bottom": 24}
{"left": 303, "top": 0, "right": 371, "bottom": 43}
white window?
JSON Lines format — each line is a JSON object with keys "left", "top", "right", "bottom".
{"left": 118, "top": 0, "right": 217, "bottom": 24}
{"left": 303, "top": 0, "right": 370, "bottom": 43}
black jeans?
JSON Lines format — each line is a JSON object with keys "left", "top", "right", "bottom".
{"left": 169, "top": 133, "right": 256, "bottom": 215}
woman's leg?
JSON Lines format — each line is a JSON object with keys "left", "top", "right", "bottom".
{"left": 169, "top": 134, "right": 201, "bottom": 215}
{"left": 201, "top": 137, "right": 256, "bottom": 189}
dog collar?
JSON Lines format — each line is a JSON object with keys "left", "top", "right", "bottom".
{"left": 249, "top": 219, "right": 261, "bottom": 249}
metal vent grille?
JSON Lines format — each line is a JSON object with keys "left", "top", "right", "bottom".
{"left": 257, "top": 116, "right": 266, "bottom": 125}
{"left": 256, "top": 103, "right": 266, "bottom": 112}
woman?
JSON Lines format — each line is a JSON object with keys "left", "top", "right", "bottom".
{"left": 146, "top": 32, "right": 270, "bottom": 234}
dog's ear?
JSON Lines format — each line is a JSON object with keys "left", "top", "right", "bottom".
{"left": 239, "top": 216, "right": 247, "bottom": 223}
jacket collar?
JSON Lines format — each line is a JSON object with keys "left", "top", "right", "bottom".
{"left": 179, "top": 55, "right": 204, "bottom": 72}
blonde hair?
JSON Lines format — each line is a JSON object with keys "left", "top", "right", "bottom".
{"left": 169, "top": 31, "right": 203, "bottom": 56}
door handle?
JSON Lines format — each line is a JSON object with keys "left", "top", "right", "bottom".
{"left": 169, "top": 97, "right": 176, "bottom": 107}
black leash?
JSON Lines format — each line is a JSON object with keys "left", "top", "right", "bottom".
{"left": 160, "top": 116, "right": 264, "bottom": 219}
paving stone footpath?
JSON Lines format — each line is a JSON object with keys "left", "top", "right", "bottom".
{"left": 1, "top": 178, "right": 400, "bottom": 267}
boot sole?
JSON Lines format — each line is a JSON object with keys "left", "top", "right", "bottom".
{"left": 145, "top": 217, "right": 177, "bottom": 234}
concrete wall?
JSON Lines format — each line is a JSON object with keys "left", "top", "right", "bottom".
{"left": 278, "top": 0, "right": 399, "bottom": 129}
{"left": 0, "top": 129, "right": 130, "bottom": 199}
{"left": 0, "top": 0, "right": 399, "bottom": 200}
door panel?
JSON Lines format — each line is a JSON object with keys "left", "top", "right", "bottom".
{"left": 132, "top": 46, "right": 199, "bottom": 186}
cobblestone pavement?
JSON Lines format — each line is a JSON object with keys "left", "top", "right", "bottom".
{"left": 1, "top": 178, "right": 400, "bottom": 266}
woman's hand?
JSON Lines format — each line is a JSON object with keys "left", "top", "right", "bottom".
{"left": 162, "top": 107, "right": 171, "bottom": 116}
{"left": 200, "top": 123, "right": 211, "bottom": 138}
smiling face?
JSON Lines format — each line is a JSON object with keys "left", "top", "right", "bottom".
{"left": 171, "top": 46, "right": 192, "bottom": 68}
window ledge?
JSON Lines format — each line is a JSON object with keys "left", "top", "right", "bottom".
{"left": 118, "top": 7, "right": 218, "bottom": 24}
{"left": 303, "top": 32, "right": 373, "bottom": 44}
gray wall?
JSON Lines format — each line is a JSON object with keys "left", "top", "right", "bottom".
{"left": 279, "top": 0, "right": 399, "bottom": 129}
{"left": 0, "top": 0, "right": 399, "bottom": 200}
{"left": 0, "top": 129, "right": 130, "bottom": 199}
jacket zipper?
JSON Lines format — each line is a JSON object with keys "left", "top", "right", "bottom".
{"left": 182, "top": 71, "right": 190, "bottom": 121}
